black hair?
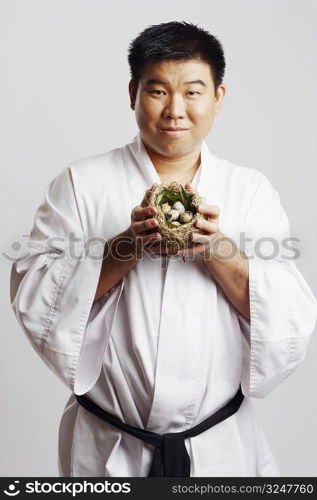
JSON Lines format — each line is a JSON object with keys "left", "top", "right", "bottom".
{"left": 128, "top": 21, "right": 225, "bottom": 91}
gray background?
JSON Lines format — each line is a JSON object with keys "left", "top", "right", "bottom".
{"left": 1, "top": 0, "right": 316, "bottom": 476}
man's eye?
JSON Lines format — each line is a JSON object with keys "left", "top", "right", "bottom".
{"left": 148, "top": 90, "right": 200, "bottom": 96}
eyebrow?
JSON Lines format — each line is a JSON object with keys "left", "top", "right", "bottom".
{"left": 145, "top": 78, "right": 206, "bottom": 87}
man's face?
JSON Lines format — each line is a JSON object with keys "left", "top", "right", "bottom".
{"left": 129, "top": 58, "right": 226, "bottom": 158}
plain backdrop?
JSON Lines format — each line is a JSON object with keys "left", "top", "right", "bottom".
{"left": 1, "top": 0, "right": 316, "bottom": 476}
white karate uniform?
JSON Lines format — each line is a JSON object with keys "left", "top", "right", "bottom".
{"left": 10, "top": 133, "right": 317, "bottom": 477}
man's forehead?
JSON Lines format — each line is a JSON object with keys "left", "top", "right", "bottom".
{"left": 140, "top": 59, "right": 213, "bottom": 84}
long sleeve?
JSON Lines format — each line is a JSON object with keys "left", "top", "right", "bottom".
{"left": 239, "top": 172, "right": 317, "bottom": 398}
{"left": 10, "top": 166, "right": 123, "bottom": 395}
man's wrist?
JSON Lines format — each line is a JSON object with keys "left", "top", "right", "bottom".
{"left": 106, "top": 231, "right": 138, "bottom": 269}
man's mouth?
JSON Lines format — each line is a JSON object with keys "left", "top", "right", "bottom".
{"left": 160, "top": 128, "right": 189, "bottom": 137}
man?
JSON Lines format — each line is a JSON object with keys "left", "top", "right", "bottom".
{"left": 10, "top": 21, "right": 317, "bottom": 477}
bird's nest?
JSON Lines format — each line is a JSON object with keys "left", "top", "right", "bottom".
{"left": 147, "top": 182, "right": 207, "bottom": 254}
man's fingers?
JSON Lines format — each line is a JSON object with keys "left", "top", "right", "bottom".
{"left": 132, "top": 204, "right": 157, "bottom": 222}
{"left": 198, "top": 204, "right": 220, "bottom": 219}
{"left": 191, "top": 233, "right": 212, "bottom": 244}
{"left": 194, "top": 218, "right": 218, "bottom": 234}
{"left": 135, "top": 232, "right": 162, "bottom": 245}
{"left": 133, "top": 217, "right": 159, "bottom": 234}
{"left": 185, "top": 182, "right": 197, "bottom": 194}
{"left": 140, "top": 183, "right": 158, "bottom": 207}
{"left": 132, "top": 183, "right": 158, "bottom": 221}
{"left": 178, "top": 243, "right": 205, "bottom": 257}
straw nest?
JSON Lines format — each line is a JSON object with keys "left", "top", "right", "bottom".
{"left": 147, "top": 181, "right": 207, "bottom": 255}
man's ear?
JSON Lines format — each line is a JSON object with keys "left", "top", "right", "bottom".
{"left": 214, "top": 84, "right": 226, "bottom": 114}
{"left": 129, "top": 79, "right": 137, "bottom": 110}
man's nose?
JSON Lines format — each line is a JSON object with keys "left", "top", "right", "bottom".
{"left": 162, "top": 94, "right": 186, "bottom": 120}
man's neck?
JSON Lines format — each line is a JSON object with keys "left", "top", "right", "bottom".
{"left": 143, "top": 142, "right": 201, "bottom": 185}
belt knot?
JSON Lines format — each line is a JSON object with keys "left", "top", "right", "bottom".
{"left": 148, "top": 431, "right": 190, "bottom": 477}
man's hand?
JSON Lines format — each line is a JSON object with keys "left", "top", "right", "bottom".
{"left": 93, "top": 183, "right": 164, "bottom": 304}
{"left": 127, "top": 183, "right": 162, "bottom": 256}
{"left": 176, "top": 182, "right": 222, "bottom": 259}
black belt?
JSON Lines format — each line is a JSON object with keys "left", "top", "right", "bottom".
{"left": 75, "top": 384, "right": 244, "bottom": 477}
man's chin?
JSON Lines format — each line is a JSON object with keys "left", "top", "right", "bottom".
{"left": 157, "top": 142, "right": 196, "bottom": 157}
{"left": 141, "top": 134, "right": 198, "bottom": 158}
